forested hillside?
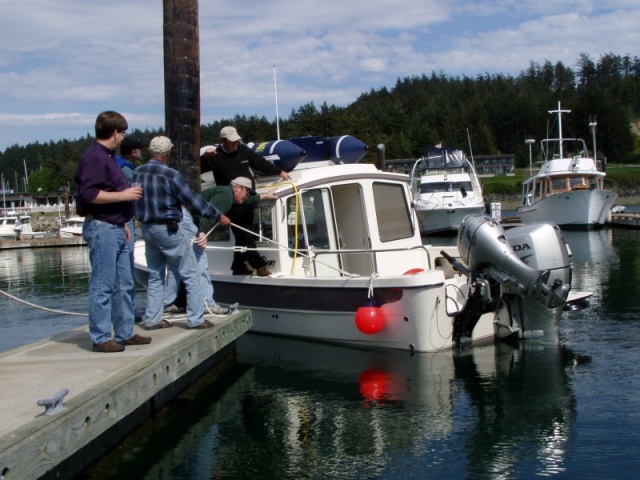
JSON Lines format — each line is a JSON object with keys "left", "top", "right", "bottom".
{"left": 2, "top": 52, "right": 639, "bottom": 194}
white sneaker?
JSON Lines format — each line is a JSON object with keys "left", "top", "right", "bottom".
{"left": 205, "top": 303, "right": 232, "bottom": 316}
{"left": 164, "top": 304, "right": 186, "bottom": 314}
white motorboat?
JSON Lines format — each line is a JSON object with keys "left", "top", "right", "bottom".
{"left": 410, "top": 148, "right": 485, "bottom": 234}
{"left": 518, "top": 102, "right": 617, "bottom": 228}
{"left": 0, "top": 214, "right": 43, "bottom": 240}
{"left": 59, "top": 216, "right": 84, "bottom": 237}
{"left": 134, "top": 160, "right": 573, "bottom": 352}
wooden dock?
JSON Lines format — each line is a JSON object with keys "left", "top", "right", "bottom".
{"left": 0, "top": 236, "right": 85, "bottom": 250}
{"left": 606, "top": 212, "right": 640, "bottom": 229}
{"left": 0, "top": 310, "right": 252, "bottom": 479}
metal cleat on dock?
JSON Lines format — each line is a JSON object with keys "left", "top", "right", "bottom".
{"left": 36, "top": 388, "right": 69, "bottom": 416}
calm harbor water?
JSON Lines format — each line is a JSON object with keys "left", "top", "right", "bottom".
{"left": 1, "top": 227, "right": 640, "bottom": 479}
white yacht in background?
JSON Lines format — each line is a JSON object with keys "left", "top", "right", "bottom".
{"left": 410, "top": 147, "right": 485, "bottom": 234}
{"left": 59, "top": 216, "right": 85, "bottom": 237}
{"left": 518, "top": 102, "right": 617, "bottom": 228}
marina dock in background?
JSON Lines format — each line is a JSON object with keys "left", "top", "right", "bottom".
{"left": 0, "top": 236, "right": 85, "bottom": 250}
{"left": 0, "top": 310, "right": 252, "bottom": 479}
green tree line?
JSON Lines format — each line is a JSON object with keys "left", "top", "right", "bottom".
{"left": 2, "top": 52, "right": 639, "bottom": 195}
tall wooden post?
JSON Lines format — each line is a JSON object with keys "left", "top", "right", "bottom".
{"left": 163, "top": 0, "right": 201, "bottom": 192}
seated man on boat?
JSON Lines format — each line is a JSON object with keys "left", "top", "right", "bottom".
{"left": 201, "top": 126, "right": 289, "bottom": 276}
{"left": 199, "top": 176, "right": 278, "bottom": 270}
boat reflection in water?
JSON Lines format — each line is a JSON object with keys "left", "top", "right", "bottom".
{"left": 88, "top": 334, "right": 580, "bottom": 478}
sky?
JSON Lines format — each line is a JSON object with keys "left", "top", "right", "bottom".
{"left": 0, "top": 0, "right": 639, "bottom": 152}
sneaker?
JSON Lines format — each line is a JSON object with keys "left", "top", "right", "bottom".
{"left": 189, "top": 319, "right": 215, "bottom": 329}
{"left": 206, "top": 303, "right": 232, "bottom": 316}
{"left": 256, "top": 266, "right": 272, "bottom": 277}
{"left": 164, "top": 304, "right": 186, "bottom": 314}
{"left": 93, "top": 340, "right": 125, "bottom": 353}
{"left": 117, "top": 333, "right": 152, "bottom": 346}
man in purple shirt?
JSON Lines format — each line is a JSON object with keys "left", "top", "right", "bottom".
{"left": 74, "top": 111, "right": 151, "bottom": 353}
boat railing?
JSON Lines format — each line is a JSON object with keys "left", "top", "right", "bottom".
{"left": 310, "top": 244, "right": 433, "bottom": 278}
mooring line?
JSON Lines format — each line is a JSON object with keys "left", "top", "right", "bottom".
{"left": 0, "top": 288, "right": 88, "bottom": 317}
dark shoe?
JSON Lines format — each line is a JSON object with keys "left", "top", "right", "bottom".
{"left": 189, "top": 319, "right": 215, "bottom": 329}
{"left": 142, "top": 319, "right": 173, "bottom": 330}
{"left": 93, "top": 340, "right": 125, "bottom": 353}
{"left": 134, "top": 310, "right": 146, "bottom": 323}
{"left": 232, "top": 267, "right": 254, "bottom": 275}
{"left": 118, "top": 333, "right": 152, "bottom": 346}
{"left": 256, "top": 266, "right": 272, "bottom": 277}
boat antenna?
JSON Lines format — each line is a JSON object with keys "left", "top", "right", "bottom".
{"left": 466, "top": 128, "right": 475, "bottom": 168}
{"left": 549, "top": 101, "right": 570, "bottom": 158}
{"left": 273, "top": 65, "right": 280, "bottom": 140}
{"left": 589, "top": 115, "right": 599, "bottom": 169}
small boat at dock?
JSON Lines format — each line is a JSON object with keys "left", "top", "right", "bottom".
{"left": 134, "top": 155, "right": 575, "bottom": 353}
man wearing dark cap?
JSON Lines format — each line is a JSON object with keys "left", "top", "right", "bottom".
{"left": 201, "top": 126, "right": 289, "bottom": 276}
{"left": 114, "top": 134, "right": 149, "bottom": 322}
{"left": 116, "top": 135, "right": 150, "bottom": 185}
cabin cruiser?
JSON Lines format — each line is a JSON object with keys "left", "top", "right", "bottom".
{"left": 518, "top": 102, "right": 617, "bottom": 228}
{"left": 410, "top": 147, "right": 485, "bottom": 234}
{"left": 59, "top": 216, "right": 84, "bottom": 237}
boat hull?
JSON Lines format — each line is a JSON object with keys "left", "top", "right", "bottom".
{"left": 133, "top": 265, "right": 496, "bottom": 353}
{"left": 518, "top": 188, "right": 617, "bottom": 228}
{"left": 415, "top": 204, "right": 485, "bottom": 234}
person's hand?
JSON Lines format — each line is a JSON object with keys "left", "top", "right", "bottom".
{"left": 279, "top": 170, "right": 290, "bottom": 181}
{"left": 218, "top": 213, "right": 232, "bottom": 226}
{"left": 262, "top": 188, "right": 278, "bottom": 200}
{"left": 204, "top": 146, "right": 217, "bottom": 156}
{"left": 125, "top": 186, "right": 143, "bottom": 201}
{"left": 193, "top": 232, "right": 207, "bottom": 248}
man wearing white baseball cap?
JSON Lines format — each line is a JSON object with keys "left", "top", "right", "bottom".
{"left": 201, "top": 126, "right": 289, "bottom": 276}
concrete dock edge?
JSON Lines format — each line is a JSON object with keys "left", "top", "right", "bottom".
{"left": 0, "top": 310, "right": 252, "bottom": 479}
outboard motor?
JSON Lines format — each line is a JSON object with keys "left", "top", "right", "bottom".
{"left": 446, "top": 214, "right": 571, "bottom": 347}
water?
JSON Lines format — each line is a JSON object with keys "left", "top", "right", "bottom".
{"left": 2, "top": 229, "right": 640, "bottom": 478}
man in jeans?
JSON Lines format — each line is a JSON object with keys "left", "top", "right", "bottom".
{"left": 133, "top": 136, "right": 231, "bottom": 330}
{"left": 74, "top": 111, "right": 151, "bottom": 353}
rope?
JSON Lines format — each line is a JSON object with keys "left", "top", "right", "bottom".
{"left": 0, "top": 288, "right": 88, "bottom": 317}
{"left": 226, "top": 221, "right": 358, "bottom": 277}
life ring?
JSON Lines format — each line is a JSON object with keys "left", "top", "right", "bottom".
{"left": 403, "top": 268, "right": 424, "bottom": 275}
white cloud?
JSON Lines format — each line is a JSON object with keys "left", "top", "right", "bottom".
{"left": 0, "top": 0, "right": 638, "bottom": 150}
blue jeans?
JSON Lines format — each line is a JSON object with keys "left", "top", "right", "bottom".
{"left": 83, "top": 218, "right": 135, "bottom": 345}
{"left": 163, "top": 210, "right": 215, "bottom": 307}
{"left": 142, "top": 221, "right": 204, "bottom": 327}
{"left": 112, "top": 219, "right": 138, "bottom": 319}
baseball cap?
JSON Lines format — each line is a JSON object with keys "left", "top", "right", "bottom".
{"left": 120, "top": 135, "right": 150, "bottom": 155}
{"left": 148, "top": 136, "right": 174, "bottom": 155}
{"left": 231, "top": 176, "right": 256, "bottom": 195}
{"left": 220, "top": 126, "right": 241, "bottom": 142}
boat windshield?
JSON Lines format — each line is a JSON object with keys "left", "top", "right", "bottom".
{"left": 421, "top": 148, "right": 467, "bottom": 170}
{"left": 420, "top": 181, "right": 473, "bottom": 194}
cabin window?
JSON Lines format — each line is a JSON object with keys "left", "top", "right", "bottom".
{"left": 550, "top": 177, "right": 567, "bottom": 191}
{"left": 373, "top": 182, "right": 413, "bottom": 242}
{"left": 285, "top": 189, "right": 336, "bottom": 255}
{"left": 420, "top": 181, "right": 473, "bottom": 194}
{"left": 253, "top": 205, "right": 274, "bottom": 242}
